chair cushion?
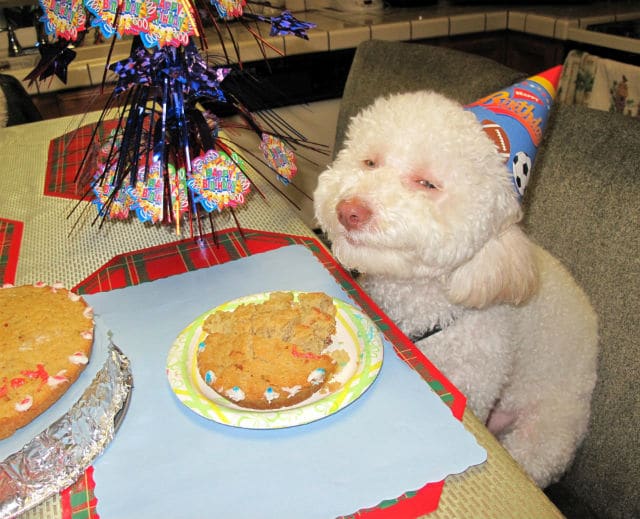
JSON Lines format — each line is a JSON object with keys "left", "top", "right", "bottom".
{"left": 334, "top": 40, "right": 525, "bottom": 156}
{"left": 522, "top": 104, "right": 640, "bottom": 519}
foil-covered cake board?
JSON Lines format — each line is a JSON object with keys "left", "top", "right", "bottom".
{"left": 0, "top": 345, "right": 132, "bottom": 519}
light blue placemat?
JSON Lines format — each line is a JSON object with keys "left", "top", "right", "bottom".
{"left": 86, "top": 245, "right": 486, "bottom": 519}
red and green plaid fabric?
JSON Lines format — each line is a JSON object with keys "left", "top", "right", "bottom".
{"left": 345, "top": 483, "right": 444, "bottom": 519}
{"left": 0, "top": 218, "right": 23, "bottom": 285}
{"left": 45, "top": 121, "right": 119, "bottom": 200}
{"left": 61, "top": 466, "right": 99, "bottom": 519}
{"left": 74, "top": 230, "right": 315, "bottom": 295}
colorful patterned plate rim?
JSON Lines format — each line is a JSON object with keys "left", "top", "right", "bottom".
{"left": 166, "top": 291, "right": 384, "bottom": 429}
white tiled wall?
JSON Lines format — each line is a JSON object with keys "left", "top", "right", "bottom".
{"left": 410, "top": 15, "right": 448, "bottom": 40}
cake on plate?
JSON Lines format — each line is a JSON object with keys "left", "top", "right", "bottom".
{"left": 0, "top": 283, "right": 94, "bottom": 440}
{"left": 197, "top": 291, "right": 338, "bottom": 409}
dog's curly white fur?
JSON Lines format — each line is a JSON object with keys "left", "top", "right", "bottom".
{"left": 314, "top": 91, "right": 598, "bottom": 487}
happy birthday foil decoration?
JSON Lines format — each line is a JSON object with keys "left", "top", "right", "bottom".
{"left": 188, "top": 148, "right": 251, "bottom": 212}
{"left": 211, "top": 0, "right": 245, "bottom": 19}
{"left": 141, "top": 0, "right": 199, "bottom": 48}
{"left": 168, "top": 163, "right": 190, "bottom": 222}
{"left": 30, "top": 0, "right": 322, "bottom": 237}
{"left": 34, "top": 0, "right": 317, "bottom": 48}
{"left": 88, "top": 126, "right": 192, "bottom": 227}
{"left": 129, "top": 160, "right": 165, "bottom": 223}
{"left": 129, "top": 159, "right": 190, "bottom": 224}
{"left": 74, "top": 37, "right": 242, "bottom": 230}
{"left": 85, "top": 0, "right": 158, "bottom": 40}
{"left": 259, "top": 133, "right": 297, "bottom": 184}
{"left": 92, "top": 162, "right": 134, "bottom": 219}
{"left": 38, "top": 0, "right": 87, "bottom": 41}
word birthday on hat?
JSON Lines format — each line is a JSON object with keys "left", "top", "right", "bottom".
{"left": 470, "top": 88, "right": 546, "bottom": 145}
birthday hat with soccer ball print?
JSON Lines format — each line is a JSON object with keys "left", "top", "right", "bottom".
{"left": 464, "top": 65, "right": 563, "bottom": 199}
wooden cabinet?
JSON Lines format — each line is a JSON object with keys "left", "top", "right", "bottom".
{"left": 32, "top": 85, "right": 114, "bottom": 119}
{"left": 430, "top": 32, "right": 508, "bottom": 66}
{"left": 424, "top": 32, "right": 567, "bottom": 74}
{"left": 505, "top": 32, "right": 567, "bottom": 74}
{"left": 31, "top": 49, "right": 357, "bottom": 120}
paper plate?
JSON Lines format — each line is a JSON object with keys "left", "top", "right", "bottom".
{"left": 166, "top": 291, "right": 384, "bottom": 429}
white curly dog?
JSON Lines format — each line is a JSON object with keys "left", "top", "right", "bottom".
{"left": 314, "top": 91, "right": 598, "bottom": 488}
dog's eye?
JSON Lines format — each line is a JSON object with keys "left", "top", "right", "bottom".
{"left": 363, "top": 159, "right": 377, "bottom": 169}
{"left": 418, "top": 179, "right": 437, "bottom": 190}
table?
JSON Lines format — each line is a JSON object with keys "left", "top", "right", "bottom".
{"left": 0, "top": 114, "right": 563, "bottom": 519}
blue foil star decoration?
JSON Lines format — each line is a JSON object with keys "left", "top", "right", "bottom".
{"left": 109, "top": 44, "right": 155, "bottom": 94}
{"left": 183, "top": 42, "right": 230, "bottom": 100}
{"left": 109, "top": 40, "right": 229, "bottom": 101}
{"left": 23, "top": 40, "right": 77, "bottom": 86}
{"left": 251, "top": 10, "right": 316, "bottom": 40}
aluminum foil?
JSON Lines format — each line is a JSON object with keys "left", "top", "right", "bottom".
{"left": 0, "top": 344, "right": 133, "bottom": 519}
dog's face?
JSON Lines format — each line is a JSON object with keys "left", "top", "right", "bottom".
{"left": 314, "top": 91, "right": 523, "bottom": 279}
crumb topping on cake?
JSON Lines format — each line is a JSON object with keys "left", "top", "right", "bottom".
{"left": 197, "top": 292, "right": 338, "bottom": 409}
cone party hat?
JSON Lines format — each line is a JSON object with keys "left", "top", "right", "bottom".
{"left": 464, "top": 65, "right": 562, "bottom": 198}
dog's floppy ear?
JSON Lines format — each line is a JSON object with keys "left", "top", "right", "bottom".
{"left": 447, "top": 226, "right": 538, "bottom": 309}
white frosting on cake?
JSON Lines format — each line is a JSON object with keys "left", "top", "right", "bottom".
{"left": 225, "top": 387, "right": 246, "bottom": 402}
{"left": 205, "top": 370, "right": 217, "bottom": 385}
{"left": 264, "top": 387, "right": 280, "bottom": 403}
{"left": 15, "top": 396, "right": 33, "bottom": 412}
{"left": 69, "top": 352, "right": 89, "bottom": 365}
{"left": 307, "top": 368, "right": 326, "bottom": 385}
{"left": 282, "top": 386, "right": 302, "bottom": 398}
{"left": 47, "top": 370, "right": 69, "bottom": 387}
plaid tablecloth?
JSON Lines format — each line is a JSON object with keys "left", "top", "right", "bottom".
{"left": 0, "top": 113, "right": 317, "bottom": 288}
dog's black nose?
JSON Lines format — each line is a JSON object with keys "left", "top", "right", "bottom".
{"left": 337, "top": 198, "right": 372, "bottom": 230}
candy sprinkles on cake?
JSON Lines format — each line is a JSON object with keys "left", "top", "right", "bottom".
{"left": 196, "top": 291, "right": 343, "bottom": 410}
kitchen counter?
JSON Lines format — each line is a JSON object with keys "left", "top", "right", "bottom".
{"left": 2, "top": 2, "right": 639, "bottom": 97}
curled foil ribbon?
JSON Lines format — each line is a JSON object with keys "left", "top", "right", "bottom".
{"left": 0, "top": 345, "right": 133, "bottom": 518}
